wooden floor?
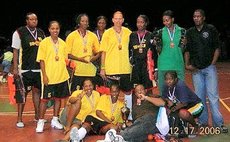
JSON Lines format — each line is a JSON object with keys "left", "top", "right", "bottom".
{"left": 0, "top": 61, "right": 230, "bottom": 142}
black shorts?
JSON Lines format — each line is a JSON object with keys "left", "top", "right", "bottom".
{"left": 84, "top": 115, "right": 109, "bottom": 134}
{"left": 41, "top": 80, "right": 70, "bottom": 100}
{"left": 106, "top": 74, "right": 132, "bottom": 92}
{"left": 21, "top": 71, "right": 41, "bottom": 91}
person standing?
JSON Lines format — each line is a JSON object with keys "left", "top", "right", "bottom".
{"left": 184, "top": 9, "right": 228, "bottom": 133}
{"left": 65, "top": 13, "right": 100, "bottom": 92}
{"left": 35, "top": 21, "right": 70, "bottom": 133}
{"left": 100, "top": 11, "right": 132, "bottom": 119}
{"left": 155, "top": 10, "right": 186, "bottom": 95}
{"left": 93, "top": 15, "right": 107, "bottom": 87}
{"left": 11, "top": 12, "right": 46, "bottom": 128}
{"left": 129, "top": 14, "right": 158, "bottom": 93}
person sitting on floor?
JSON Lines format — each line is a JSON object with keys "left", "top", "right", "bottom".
{"left": 162, "top": 70, "right": 204, "bottom": 136}
{"left": 68, "top": 83, "right": 124, "bottom": 142}
{"left": 58, "top": 78, "right": 101, "bottom": 141}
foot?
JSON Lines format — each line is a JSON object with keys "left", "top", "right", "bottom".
{"left": 220, "top": 125, "right": 228, "bottom": 133}
{"left": 36, "top": 119, "right": 45, "bottom": 133}
{"left": 16, "top": 122, "right": 24, "bottom": 128}
{"left": 51, "top": 118, "right": 63, "bottom": 130}
{"left": 70, "top": 127, "right": 80, "bottom": 142}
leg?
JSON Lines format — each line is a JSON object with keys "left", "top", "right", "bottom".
{"left": 32, "top": 86, "right": 40, "bottom": 120}
{"left": 205, "top": 65, "right": 224, "bottom": 127}
{"left": 192, "top": 71, "right": 208, "bottom": 125}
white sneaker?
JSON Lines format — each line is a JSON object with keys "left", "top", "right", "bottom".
{"left": 104, "top": 129, "right": 117, "bottom": 142}
{"left": 51, "top": 118, "right": 63, "bottom": 129}
{"left": 36, "top": 119, "right": 45, "bottom": 133}
{"left": 16, "top": 122, "right": 24, "bottom": 128}
{"left": 70, "top": 127, "right": 80, "bottom": 142}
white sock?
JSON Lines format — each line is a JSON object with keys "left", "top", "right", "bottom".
{"left": 52, "top": 116, "right": 58, "bottom": 120}
{"left": 78, "top": 127, "right": 87, "bottom": 140}
{"left": 125, "top": 93, "right": 133, "bottom": 120}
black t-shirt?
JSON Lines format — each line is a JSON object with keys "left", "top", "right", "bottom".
{"left": 185, "top": 24, "right": 220, "bottom": 69}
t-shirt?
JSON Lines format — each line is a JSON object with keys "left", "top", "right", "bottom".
{"left": 65, "top": 30, "right": 100, "bottom": 76}
{"left": 100, "top": 27, "right": 132, "bottom": 75}
{"left": 3, "top": 51, "right": 13, "bottom": 62}
{"left": 36, "top": 36, "right": 69, "bottom": 84}
{"left": 96, "top": 94, "right": 124, "bottom": 124}
{"left": 69, "top": 90, "right": 100, "bottom": 121}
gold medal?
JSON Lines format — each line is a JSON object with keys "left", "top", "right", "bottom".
{"left": 55, "top": 55, "right": 59, "bottom": 61}
{"left": 170, "top": 42, "right": 174, "bottom": 48}
{"left": 83, "top": 48, "right": 87, "bottom": 53}
{"left": 139, "top": 48, "right": 143, "bottom": 53}
{"left": 118, "top": 44, "right": 122, "bottom": 50}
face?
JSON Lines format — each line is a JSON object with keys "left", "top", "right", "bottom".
{"left": 110, "top": 85, "right": 119, "bottom": 102}
{"left": 26, "top": 14, "right": 38, "bottom": 28}
{"left": 79, "top": 15, "right": 89, "bottom": 30}
{"left": 136, "top": 16, "right": 146, "bottom": 31}
{"left": 83, "top": 80, "right": 94, "bottom": 95}
{"left": 164, "top": 73, "right": 177, "bottom": 88}
{"left": 134, "top": 85, "right": 146, "bottom": 98}
{"left": 162, "top": 15, "right": 174, "bottom": 28}
{"left": 48, "top": 22, "right": 60, "bottom": 38}
{"left": 193, "top": 11, "right": 205, "bottom": 26}
{"left": 97, "top": 18, "right": 106, "bottom": 31}
{"left": 112, "top": 11, "right": 124, "bottom": 27}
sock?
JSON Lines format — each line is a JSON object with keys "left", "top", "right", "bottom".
{"left": 125, "top": 93, "right": 133, "bottom": 120}
{"left": 78, "top": 127, "right": 87, "bottom": 140}
{"left": 52, "top": 116, "right": 58, "bottom": 120}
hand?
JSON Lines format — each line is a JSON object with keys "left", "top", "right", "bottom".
{"left": 43, "top": 75, "right": 49, "bottom": 86}
{"left": 100, "top": 69, "right": 107, "bottom": 80}
{"left": 185, "top": 65, "right": 198, "bottom": 72}
{"left": 13, "top": 68, "right": 19, "bottom": 77}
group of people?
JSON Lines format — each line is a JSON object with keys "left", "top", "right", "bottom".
{"left": 9, "top": 8, "right": 228, "bottom": 142}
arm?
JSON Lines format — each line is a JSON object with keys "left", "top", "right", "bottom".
{"left": 100, "top": 51, "right": 106, "bottom": 80}
{"left": 13, "top": 48, "right": 19, "bottom": 76}
{"left": 68, "top": 54, "right": 89, "bottom": 63}
{"left": 90, "top": 51, "right": 101, "bottom": 62}
{"left": 139, "top": 94, "right": 165, "bottom": 107}
{"left": 211, "top": 48, "right": 220, "bottom": 65}
{"left": 40, "top": 60, "right": 49, "bottom": 86}
{"left": 96, "top": 110, "right": 112, "bottom": 123}
{"left": 184, "top": 51, "right": 197, "bottom": 72}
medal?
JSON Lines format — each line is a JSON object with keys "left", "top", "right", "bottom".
{"left": 170, "top": 42, "right": 175, "bottom": 48}
{"left": 55, "top": 55, "right": 59, "bottom": 61}
{"left": 83, "top": 48, "right": 87, "bottom": 53}
{"left": 139, "top": 48, "right": 143, "bottom": 53}
{"left": 118, "top": 44, "right": 122, "bottom": 50}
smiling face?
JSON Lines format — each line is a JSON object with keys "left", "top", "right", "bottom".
{"left": 110, "top": 85, "right": 120, "bottom": 103}
{"left": 82, "top": 79, "right": 94, "bottom": 96}
{"left": 134, "top": 84, "right": 146, "bottom": 98}
{"left": 48, "top": 21, "right": 60, "bottom": 38}
{"left": 163, "top": 15, "right": 174, "bottom": 28}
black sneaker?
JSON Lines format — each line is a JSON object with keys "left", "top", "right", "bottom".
{"left": 220, "top": 125, "right": 228, "bottom": 133}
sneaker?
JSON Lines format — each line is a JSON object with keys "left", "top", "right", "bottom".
{"left": 104, "top": 129, "right": 117, "bottom": 141}
{"left": 2, "top": 78, "right": 7, "bottom": 83}
{"left": 36, "top": 119, "right": 45, "bottom": 133}
{"left": 220, "top": 125, "right": 228, "bottom": 133}
{"left": 34, "top": 118, "right": 48, "bottom": 123}
{"left": 16, "top": 122, "right": 24, "bottom": 128}
{"left": 70, "top": 127, "right": 80, "bottom": 142}
{"left": 114, "top": 134, "right": 125, "bottom": 142}
{"left": 51, "top": 118, "right": 63, "bottom": 130}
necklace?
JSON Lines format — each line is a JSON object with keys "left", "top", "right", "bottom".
{"left": 114, "top": 28, "right": 123, "bottom": 50}
{"left": 168, "top": 87, "right": 176, "bottom": 103}
{"left": 167, "top": 25, "right": 176, "bottom": 48}
{"left": 50, "top": 37, "right": 59, "bottom": 61}
{"left": 26, "top": 26, "right": 37, "bottom": 40}
{"left": 85, "top": 94, "right": 95, "bottom": 110}
{"left": 137, "top": 30, "right": 146, "bottom": 53}
{"left": 78, "top": 30, "right": 88, "bottom": 53}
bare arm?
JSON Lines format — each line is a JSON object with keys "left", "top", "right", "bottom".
{"left": 96, "top": 110, "right": 112, "bottom": 123}
{"left": 139, "top": 94, "right": 165, "bottom": 107}
{"left": 68, "top": 54, "right": 89, "bottom": 63}
{"left": 100, "top": 51, "right": 106, "bottom": 80}
{"left": 211, "top": 48, "right": 220, "bottom": 65}
{"left": 40, "top": 60, "right": 49, "bottom": 85}
{"left": 13, "top": 48, "right": 19, "bottom": 76}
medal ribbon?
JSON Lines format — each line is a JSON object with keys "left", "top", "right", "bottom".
{"left": 137, "top": 30, "right": 146, "bottom": 44}
{"left": 167, "top": 25, "right": 176, "bottom": 42}
{"left": 26, "top": 26, "right": 37, "bottom": 40}
{"left": 85, "top": 94, "right": 95, "bottom": 110}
